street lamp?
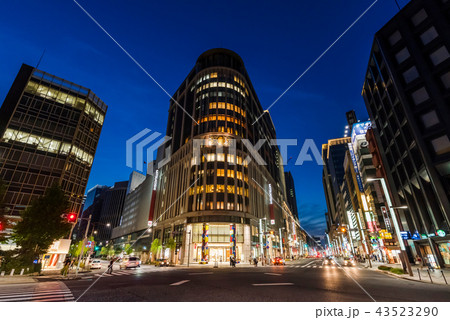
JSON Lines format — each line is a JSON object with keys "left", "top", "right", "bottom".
{"left": 367, "top": 177, "right": 413, "bottom": 276}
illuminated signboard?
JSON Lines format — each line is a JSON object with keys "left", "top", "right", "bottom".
{"left": 348, "top": 143, "right": 364, "bottom": 192}
{"left": 351, "top": 121, "right": 371, "bottom": 144}
{"left": 437, "top": 230, "right": 446, "bottom": 237}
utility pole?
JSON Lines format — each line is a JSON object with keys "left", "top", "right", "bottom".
{"left": 75, "top": 215, "right": 91, "bottom": 277}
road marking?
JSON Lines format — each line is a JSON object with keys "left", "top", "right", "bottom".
{"left": 313, "top": 266, "right": 317, "bottom": 268}
{"left": 307, "top": 266, "right": 311, "bottom": 268}
{"left": 188, "top": 272, "right": 213, "bottom": 275}
{"left": 264, "top": 273, "right": 282, "bottom": 276}
{"left": 319, "top": 266, "right": 323, "bottom": 268}
{"left": 252, "top": 283, "right": 294, "bottom": 286}
{"left": 303, "top": 261, "right": 316, "bottom": 267}
{"left": 170, "top": 280, "right": 190, "bottom": 286}
{"left": 295, "top": 265, "right": 300, "bottom": 268}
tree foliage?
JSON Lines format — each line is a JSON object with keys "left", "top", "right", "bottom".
{"left": 10, "top": 185, "right": 72, "bottom": 262}
{"left": 124, "top": 243, "right": 133, "bottom": 255}
{"left": 151, "top": 238, "right": 161, "bottom": 261}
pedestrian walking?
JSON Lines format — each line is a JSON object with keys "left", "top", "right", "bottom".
{"left": 107, "top": 259, "right": 114, "bottom": 274}
{"left": 253, "top": 257, "right": 258, "bottom": 267}
{"left": 230, "top": 256, "right": 233, "bottom": 267}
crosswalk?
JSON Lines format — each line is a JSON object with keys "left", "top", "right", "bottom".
{"left": 0, "top": 282, "right": 74, "bottom": 302}
{"left": 282, "top": 264, "right": 364, "bottom": 270}
{"left": 79, "top": 269, "right": 148, "bottom": 280}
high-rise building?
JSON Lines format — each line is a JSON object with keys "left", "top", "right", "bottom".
{"left": 75, "top": 184, "right": 109, "bottom": 240}
{"left": 362, "top": 0, "right": 450, "bottom": 267}
{"left": 322, "top": 138, "right": 350, "bottom": 232}
{"left": 111, "top": 172, "right": 155, "bottom": 261}
{"left": 96, "top": 180, "right": 128, "bottom": 244}
{"left": 284, "top": 171, "right": 299, "bottom": 220}
{"left": 0, "top": 64, "right": 107, "bottom": 238}
{"left": 152, "top": 48, "right": 298, "bottom": 264}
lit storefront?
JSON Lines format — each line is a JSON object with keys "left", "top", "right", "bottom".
{"left": 41, "top": 239, "right": 71, "bottom": 270}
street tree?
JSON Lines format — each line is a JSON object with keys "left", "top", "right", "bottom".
{"left": 100, "top": 246, "right": 108, "bottom": 257}
{"left": 10, "top": 184, "right": 72, "bottom": 264}
{"left": 166, "top": 238, "right": 176, "bottom": 264}
{"left": 151, "top": 238, "right": 161, "bottom": 262}
{"left": 124, "top": 243, "right": 133, "bottom": 255}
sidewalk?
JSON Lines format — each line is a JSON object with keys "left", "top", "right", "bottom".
{"left": 0, "top": 275, "right": 37, "bottom": 284}
{"left": 356, "top": 260, "right": 450, "bottom": 285}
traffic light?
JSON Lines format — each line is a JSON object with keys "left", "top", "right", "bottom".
{"left": 67, "top": 213, "right": 77, "bottom": 223}
{"left": 340, "top": 227, "right": 347, "bottom": 233}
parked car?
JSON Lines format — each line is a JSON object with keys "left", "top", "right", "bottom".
{"left": 119, "top": 256, "right": 140, "bottom": 269}
{"left": 90, "top": 260, "right": 102, "bottom": 269}
{"left": 272, "top": 257, "right": 286, "bottom": 265}
{"left": 155, "top": 259, "right": 169, "bottom": 267}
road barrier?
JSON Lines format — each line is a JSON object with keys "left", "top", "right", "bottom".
{"left": 426, "top": 269, "right": 433, "bottom": 283}
{"left": 441, "top": 271, "right": 448, "bottom": 285}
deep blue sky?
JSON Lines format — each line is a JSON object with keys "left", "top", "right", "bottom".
{"left": 0, "top": 0, "right": 410, "bottom": 237}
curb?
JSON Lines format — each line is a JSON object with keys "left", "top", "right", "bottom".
{"left": 373, "top": 267, "right": 448, "bottom": 286}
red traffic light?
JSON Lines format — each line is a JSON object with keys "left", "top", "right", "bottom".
{"left": 67, "top": 213, "right": 77, "bottom": 223}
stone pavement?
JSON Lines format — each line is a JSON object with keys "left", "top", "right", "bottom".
{"left": 354, "top": 259, "right": 450, "bottom": 285}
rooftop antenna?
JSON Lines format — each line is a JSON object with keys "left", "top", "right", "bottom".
{"left": 36, "top": 49, "right": 46, "bottom": 69}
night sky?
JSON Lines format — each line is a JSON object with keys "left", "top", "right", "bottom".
{"left": 0, "top": 1, "right": 410, "bottom": 237}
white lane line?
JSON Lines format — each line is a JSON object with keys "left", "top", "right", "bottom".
{"left": 170, "top": 280, "right": 190, "bottom": 286}
{"left": 95, "top": 273, "right": 113, "bottom": 277}
{"left": 0, "top": 293, "right": 73, "bottom": 302}
{"left": 0, "top": 289, "right": 70, "bottom": 297}
{"left": 295, "top": 265, "right": 300, "bottom": 268}
{"left": 264, "top": 273, "right": 283, "bottom": 276}
{"left": 307, "top": 266, "right": 311, "bottom": 268}
{"left": 252, "top": 283, "right": 294, "bottom": 286}
{"left": 313, "top": 266, "right": 317, "bottom": 268}
{"left": 319, "top": 266, "right": 323, "bottom": 268}
{"left": 303, "top": 261, "right": 316, "bottom": 267}
{"left": 0, "top": 291, "right": 71, "bottom": 299}
{"left": 188, "top": 272, "right": 213, "bottom": 275}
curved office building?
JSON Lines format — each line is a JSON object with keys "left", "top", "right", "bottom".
{"left": 152, "top": 49, "right": 298, "bottom": 264}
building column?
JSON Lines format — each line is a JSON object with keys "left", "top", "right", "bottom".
{"left": 183, "top": 224, "right": 193, "bottom": 265}
{"left": 244, "top": 224, "right": 251, "bottom": 263}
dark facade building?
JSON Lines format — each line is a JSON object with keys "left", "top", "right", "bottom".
{"left": 284, "top": 171, "right": 299, "bottom": 220}
{"left": 0, "top": 64, "right": 107, "bottom": 239}
{"left": 322, "top": 138, "right": 351, "bottom": 232}
{"left": 362, "top": 0, "right": 450, "bottom": 267}
{"left": 152, "top": 49, "right": 298, "bottom": 264}
{"left": 75, "top": 184, "right": 109, "bottom": 240}
{"left": 96, "top": 180, "right": 128, "bottom": 245}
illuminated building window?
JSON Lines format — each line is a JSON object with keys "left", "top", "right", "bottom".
{"left": 217, "top": 169, "right": 225, "bottom": 177}
{"left": 2, "top": 129, "right": 93, "bottom": 165}
{"left": 24, "top": 81, "right": 104, "bottom": 125}
{"left": 227, "top": 170, "right": 234, "bottom": 178}
{"left": 210, "top": 72, "right": 218, "bottom": 78}
{"left": 227, "top": 185, "right": 235, "bottom": 193}
{"left": 227, "top": 154, "right": 235, "bottom": 164}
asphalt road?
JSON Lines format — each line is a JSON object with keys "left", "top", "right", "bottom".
{"left": 2, "top": 259, "right": 450, "bottom": 302}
